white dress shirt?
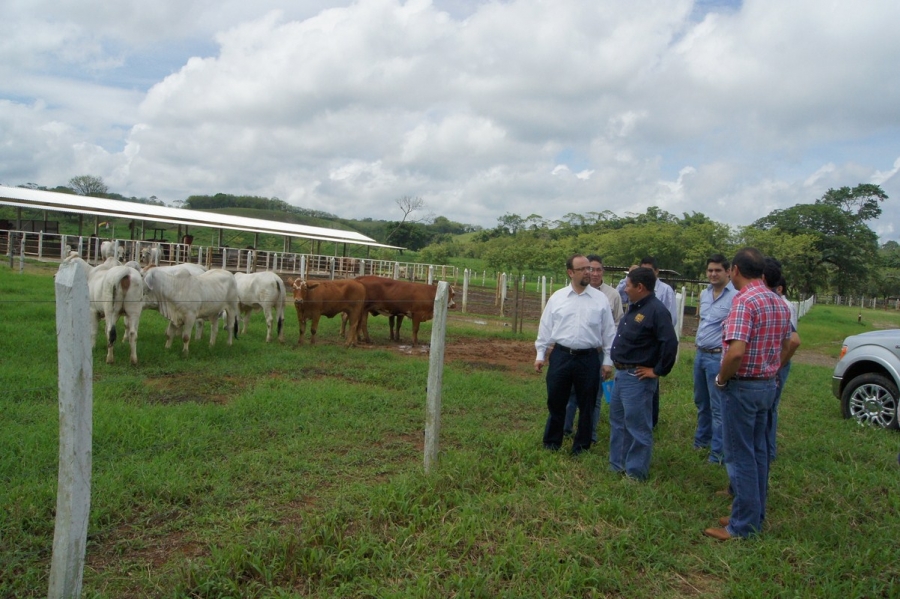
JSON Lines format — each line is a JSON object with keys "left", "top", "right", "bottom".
{"left": 535, "top": 284, "right": 616, "bottom": 365}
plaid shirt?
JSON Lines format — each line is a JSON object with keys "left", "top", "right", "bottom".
{"left": 722, "top": 278, "right": 792, "bottom": 379}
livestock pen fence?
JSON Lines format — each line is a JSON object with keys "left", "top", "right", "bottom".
{"left": 817, "top": 294, "right": 900, "bottom": 311}
{"left": 0, "top": 229, "right": 458, "bottom": 283}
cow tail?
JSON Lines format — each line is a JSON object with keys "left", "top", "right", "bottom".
{"left": 277, "top": 279, "right": 284, "bottom": 336}
{"left": 233, "top": 314, "right": 239, "bottom": 339}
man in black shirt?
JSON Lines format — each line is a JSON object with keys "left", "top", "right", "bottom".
{"left": 608, "top": 267, "right": 679, "bottom": 481}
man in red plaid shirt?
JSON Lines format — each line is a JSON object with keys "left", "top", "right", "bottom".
{"left": 703, "top": 247, "right": 793, "bottom": 540}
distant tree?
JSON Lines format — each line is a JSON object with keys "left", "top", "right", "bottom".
{"left": 497, "top": 213, "right": 525, "bottom": 235}
{"left": 751, "top": 184, "right": 887, "bottom": 295}
{"left": 385, "top": 196, "right": 425, "bottom": 244}
{"left": 69, "top": 175, "right": 108, "bottom": 197}
{"left": 384, "top": 221, "right": 432, "bottom": 250}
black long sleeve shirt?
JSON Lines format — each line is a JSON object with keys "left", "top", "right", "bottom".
{"left": 610, "top": 294, "right": 679, "bottom": 377}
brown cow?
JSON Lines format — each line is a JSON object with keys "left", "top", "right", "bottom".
{"left": 291, "top": 278, "right": 366, "bottom": 346}
{"left": 348, "top": 276, "right": 455, "bottom": 346}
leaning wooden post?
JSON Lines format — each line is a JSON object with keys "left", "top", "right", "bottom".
{"left": 19, "top": 233, "right": 26, "bottom": 274}
{"left": 462, "top": 268, "right": 469, "bottom": 314}
{"left": 49, "top": 261, "right": 93, "bottom": 599}
{"left": 541, "top": 276, "right": 547, "bottom": 312}
{"left": 424, "top": 281, "right": 449, "bottom": 474}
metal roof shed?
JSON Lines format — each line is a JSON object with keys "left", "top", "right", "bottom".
{"left": 0, "top": 185, "right": 400, "bottom": 250}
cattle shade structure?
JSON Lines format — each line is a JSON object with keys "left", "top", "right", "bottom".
{"left": 0, "top": 185, "right": 402, "bottom": 250}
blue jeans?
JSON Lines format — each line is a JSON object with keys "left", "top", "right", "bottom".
{"left": 543, "top": 350, "right": 601, "bottom": 453}
{"left": 768, "top": 362, "right": 792, "bottom": 463}
{"left": 693, "top": 351, "right": 726, "bottom": 463}
{"left": 608, "top": 368, "right": 657, "bottom": 480}
{"left": 722, "top": 378, "right": 777, "bottom": 538}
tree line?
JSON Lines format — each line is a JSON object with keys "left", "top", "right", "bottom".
{"left": 7, "top": 176, "right": 895, "bottom": 299}
{"left": 427, "top": 184, "right": 893, "bottom": 300}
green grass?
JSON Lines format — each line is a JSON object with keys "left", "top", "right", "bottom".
{"left": 2, "top": 266, "right": 899, "bottom": 597}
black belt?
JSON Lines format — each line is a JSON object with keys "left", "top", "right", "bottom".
{"left": 614, "top": 362, "right": 643, "bottom": 369}
{"left": 554, "top": 344, "right": 596, "bottom": 356}
{"left": 697, "top": 347, "right": 722, "bottom": 354}
{"left": 732, "top": 376, "right": 774, "bottom": 382}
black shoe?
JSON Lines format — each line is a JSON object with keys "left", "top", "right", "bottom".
{"left": 543, "top": 443, "right": 561, "bottom": 451}
{"left": 571, "top": 445, "right": 589, "bottom": 456}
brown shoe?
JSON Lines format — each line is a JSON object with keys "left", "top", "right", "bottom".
{"left": 703, "top": 527, "right": 734, "bottom": 541}
{"left": 714, "top": 486, "right": 733, "bottom": 497}
{"left": 718, "top": 516, "right": 730, "bottom": 526}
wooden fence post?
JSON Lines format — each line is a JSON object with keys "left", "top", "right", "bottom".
{"left": 424, "top": 281, "right": 450, "bottom": 474}
{"left": 48, "top": 261, "right": 93, "bottom": 599}
{"left": 462, "top": 269, "right": 469, "bottom": 314}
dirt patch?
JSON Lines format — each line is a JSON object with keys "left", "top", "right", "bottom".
{"left": 364, "top": 306, "right": 834, "bottom": 371}
{"left": 143, "top": 373, "right": 248, "bottom": 404}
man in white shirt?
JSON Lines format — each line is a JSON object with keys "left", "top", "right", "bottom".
{"left": 535, "top": 254, "right": 617, "bottom": 456}
{"left": 563, "top": 255, "right": 623, "bottom": 442}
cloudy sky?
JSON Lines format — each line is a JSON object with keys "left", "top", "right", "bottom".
{"left": 2, "top": 0, "right": 899, "bottom": 238}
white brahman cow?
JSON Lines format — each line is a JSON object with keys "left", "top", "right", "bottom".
{"left": 62, "top": 254, "right": 143, "bottom": 364}
{"left": 141, "top": 263, "right": 208, "bottom": 340}
{"left": 142, "top": 267, "right": 239, "bottom": 356}
{"left": 233, "top": 271, "right": 286, "bottom": 343}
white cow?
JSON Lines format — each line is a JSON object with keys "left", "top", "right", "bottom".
{"left": 142, "top": 267, "right": 239, "bottom": 356}
{"left": 100, "top": 240, "right": 124, "bottom": 261}
{"left": 141, "top": 263, "right": 208, "bottom": 340}
{"left": 140, "top": 244, "right": 160, "bottom": 266}
{"left": 62, "top": 255, "right": 143, "bottom": 364}
{"left": 234, "top": 271, "right": 286, "bottom": 343}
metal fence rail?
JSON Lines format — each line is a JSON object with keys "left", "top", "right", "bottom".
{"left": 0, "top": 229, "right": 458, "bottom": 283}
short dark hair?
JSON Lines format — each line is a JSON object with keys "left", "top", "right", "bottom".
{"left": 639, "top": 256, "right": 659, "bottom": 270}
{"left": 585, "top": 254, "right": 603, "bottom": 265}
{"left": 566, "top": 253, "right": 586, "bottom": 270}
{"left": 707, "top": 253, "right": 729, "bottom": 270}
{"left": 627, "top": 266, "right": 656, "bottom": 292}
{"left": 732, "top": 247, "right": 765, "bottom": 279}
{"left": 763, "top": 257, "right": 783, "bottom": 289}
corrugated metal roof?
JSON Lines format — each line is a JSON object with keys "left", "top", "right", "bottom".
{"left": 0, "top": 185, "right": 402, "bottom": 249}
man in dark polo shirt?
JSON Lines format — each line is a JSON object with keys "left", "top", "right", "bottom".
{"left": 608, "top": 267, "right": 678, "bottom": 480}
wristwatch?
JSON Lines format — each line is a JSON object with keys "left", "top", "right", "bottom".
{"left": 715, "top": 375, "right": 727, "bottom": 389}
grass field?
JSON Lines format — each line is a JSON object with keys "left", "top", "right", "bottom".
{"left": 2, "top": 263, "right": 899, "bottom": 598}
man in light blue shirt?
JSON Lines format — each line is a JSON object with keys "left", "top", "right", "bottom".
{"left": 693, "top": 253, "right": 737, "bottom": 464}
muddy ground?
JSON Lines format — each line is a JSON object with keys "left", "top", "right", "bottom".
{"left": 376, "top": 285, "right": 834, "bottom": 370}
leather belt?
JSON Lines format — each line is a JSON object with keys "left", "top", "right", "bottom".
{"left": 697, "top": 347, "right": 722, "bottom": 354}
{"left": 554, "top": 344, "right": 596, "bottom": 356}
{"left": 614, "top": 362, "right": 642, "bottom": 370}
{"left": 732, "top": 376, "right": 774, "bottom": 381}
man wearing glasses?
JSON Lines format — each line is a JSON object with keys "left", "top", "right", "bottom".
{"left": 563, "top": 255, "right": 624, "bottom": 443}
{"left": 535, "top": 254, "right": 617, "bottom": 456}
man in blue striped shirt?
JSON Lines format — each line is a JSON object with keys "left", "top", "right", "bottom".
{"left": 692, "top": 254, "right": 737, "bottom": 464}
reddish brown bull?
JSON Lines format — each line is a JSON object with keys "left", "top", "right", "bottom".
{"left": 291, "top": 278, "right": 366, "bottom": 346}
{"left": 349, "top": 276, "right": 455, "bottom": 346}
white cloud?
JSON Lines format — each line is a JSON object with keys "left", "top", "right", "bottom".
{"left": 2, "top": 0, "right": 900, "bottom": 240}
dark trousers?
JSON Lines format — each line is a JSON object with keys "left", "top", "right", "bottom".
{"left": 543, "top": 349, "right": 601, "bottom": 452}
